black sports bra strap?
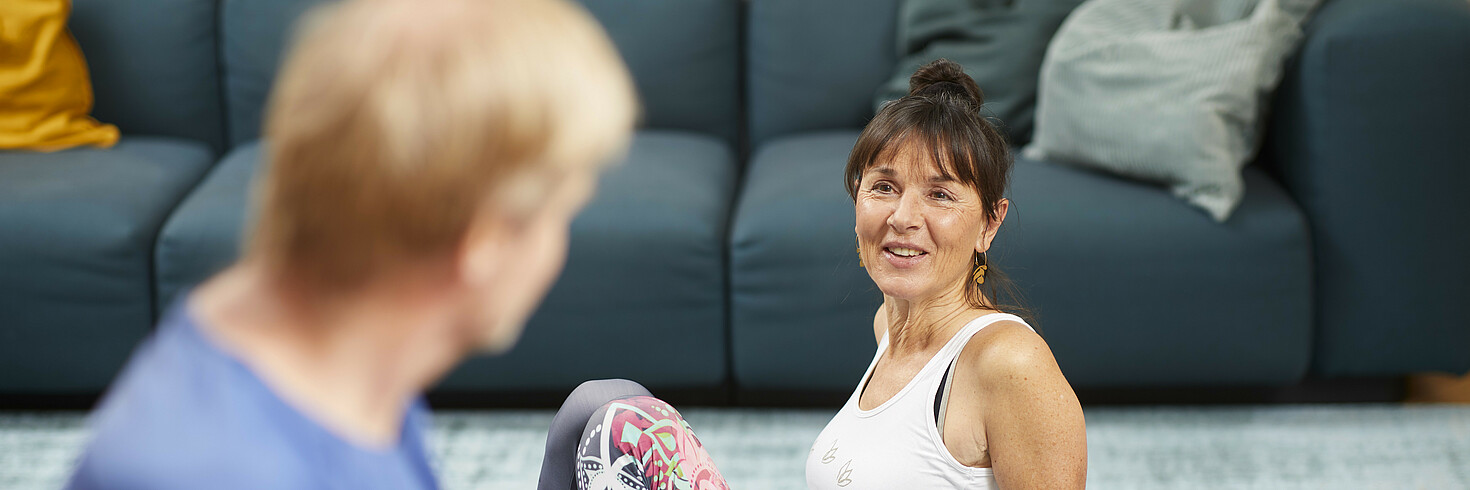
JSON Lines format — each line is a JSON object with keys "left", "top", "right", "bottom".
{"left": 934, "top": 353, "right": 961, "bottom": 431}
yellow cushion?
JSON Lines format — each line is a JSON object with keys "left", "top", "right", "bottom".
{"left": 0, "top": 0, "right": 119, "bottom": 151}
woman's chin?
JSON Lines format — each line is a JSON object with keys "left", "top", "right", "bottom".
{"left": 871, "top": 278, "right": 933, "bottom": 303}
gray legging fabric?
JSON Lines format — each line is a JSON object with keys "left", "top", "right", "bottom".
{"left": 536, "top": 379, "right": 653, "bottom": 490}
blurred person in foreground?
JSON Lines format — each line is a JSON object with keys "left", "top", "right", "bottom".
{"left": 65, "top": 0, "right": 635, "bottom": 487}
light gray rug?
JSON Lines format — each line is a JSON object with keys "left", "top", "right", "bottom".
{"left": 3, "top": 404, "right": 1467, "bottom": 489}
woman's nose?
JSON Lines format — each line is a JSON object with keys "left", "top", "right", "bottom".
{"left": 887, "top": 192, "right": 923, "bottom": 231}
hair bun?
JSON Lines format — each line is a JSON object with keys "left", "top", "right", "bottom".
{"left": 908, "top": 58, "right": 985, "bottom": 108}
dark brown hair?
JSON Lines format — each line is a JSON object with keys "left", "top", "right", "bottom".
{"left": 845, "top": 59, "right": 1032, "bottom": 325}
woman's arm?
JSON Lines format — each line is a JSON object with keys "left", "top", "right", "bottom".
{"left": 974, "top": 326, "right": 1087, "bottom": 489}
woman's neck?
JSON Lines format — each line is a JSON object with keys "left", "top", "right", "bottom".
{"left": 191, "top": 263, "right": 468, "bottom": 448}
{"left": 881, "top": 282, "right": 992, "bottom": 354}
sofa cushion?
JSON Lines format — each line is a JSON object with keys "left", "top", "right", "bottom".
{"left": 575, "top": 0, "right": 740, "bottom": 145}
{"left": 71, "top": 0, "right": 224, "bottom": 152}
{"left": 0, "top": 137, "right": 214, "bottom": 392}
{"left": 730, "top": 131, "right": 1312, "bottom": 391}
{"left": 154, "top": 143, "right": 262, "bottom": 311}
{"left": 1023, "top": 0, "right": 1318, "bottom": 222}
{"left": 218, "top": 0, "right": 320, "bottom": 149}
{"left": 154, "top": 131, "right": 736, "bottom": 391}
{"left": 441, "top": 131, "right": 735, "bottom": 391}
{"left": 873, "top": 0, "right": 1082, "bottom": 145}
{"left": 221, "top": 0, "right": 739, "bottom": 148}
{"left": 729, "top": 132, "right": 885, "bottom": 392}
{"left": 748, "top": 0, "right": 902, "bottom": 147}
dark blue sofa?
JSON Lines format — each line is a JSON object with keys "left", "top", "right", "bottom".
{"left": 1, "top": 0, "right": 1465, "bottom": 398}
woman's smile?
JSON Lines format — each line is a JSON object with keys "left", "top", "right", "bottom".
{"left": 881, "top": 241, "right": 930, "bottom": 269}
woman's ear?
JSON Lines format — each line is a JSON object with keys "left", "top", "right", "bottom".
{"left": 975, "top": 198, "right": 1010, "bottom": 254}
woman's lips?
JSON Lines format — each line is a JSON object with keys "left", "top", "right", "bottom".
{"left": 882, "top": 247, "right": 928, "bottom": 268}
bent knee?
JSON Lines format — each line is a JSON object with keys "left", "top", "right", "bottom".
{"left": 569, "top": 379, "right": 650, "bottom": 404}
{"left": 558, "top": 379, "right": 653, "bottom": 424}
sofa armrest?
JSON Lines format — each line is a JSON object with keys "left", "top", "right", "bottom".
{"left": 1266, "top": 0, "right": 1470, "bottom": 377}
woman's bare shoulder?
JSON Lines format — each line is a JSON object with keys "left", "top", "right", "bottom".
{"left": 960, "top": 319, "right": 1064, "bottom": 390}
{"left": 961, "top": 319, "right": 1086, "bottom": 488}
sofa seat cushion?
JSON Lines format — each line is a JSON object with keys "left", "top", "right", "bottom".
{"left": 155, "top": 131, "right": 736, "bottom": 391}
{"left": 729, "top": 131, "right": 1312, "bottom": 391}
{"left": 154, "top": 142, "right": 261, "bottom": 310}
{"left": 444, "top": 130, "right": 736, "bottom": 391}
{"left": 0, "top": 137, "right": 214, "bottom": 392}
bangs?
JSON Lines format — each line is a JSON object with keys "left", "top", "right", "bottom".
{"left": 848, "top": 100, "right": 1004, "bottom": 206}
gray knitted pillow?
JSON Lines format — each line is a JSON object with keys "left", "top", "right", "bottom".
{"left": 1022, "top": 0, "right": 1319, "bottom": 221}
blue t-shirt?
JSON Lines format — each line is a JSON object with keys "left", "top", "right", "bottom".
{"left": 66, "top": 300, "right": 439, "bottom": 490}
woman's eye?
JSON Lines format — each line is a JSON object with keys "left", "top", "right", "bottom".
{"left": 931, "top": 190, "right": 951, "bottom": 200}
{"left": 873, "top": 182, "right": 895, "bottom": 193}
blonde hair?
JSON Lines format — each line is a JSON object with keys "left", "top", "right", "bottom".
{"left": 249, "top": 0, "right": 637, "bottom": 289}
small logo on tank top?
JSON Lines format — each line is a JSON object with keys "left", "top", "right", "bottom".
{"left": 837, "top": 460, "right": 854, "bottom": 487}
{"left": 822, "top": 440, "right": 839, "bottom": 464}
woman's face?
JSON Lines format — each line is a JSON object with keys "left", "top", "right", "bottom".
{"left": 854, "top": 145, "right": 1005, "bottom": 304}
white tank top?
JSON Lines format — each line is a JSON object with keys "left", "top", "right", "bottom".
{"left": 805, "top": 313, "right": 1032, "bottom": 490}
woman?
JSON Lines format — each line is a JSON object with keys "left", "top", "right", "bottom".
{"left": 804, "top": 59, "right": 1087, "bottom": 489}
{"left": 539, "top": 59, "right": 1085, "bottom": 490}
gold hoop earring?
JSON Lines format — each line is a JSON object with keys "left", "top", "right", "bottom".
{"left": 973, "top": 251, "right": 988, "bottom": 285}
{"left": 857, "top": 240, "right": 864, "bottom": 268}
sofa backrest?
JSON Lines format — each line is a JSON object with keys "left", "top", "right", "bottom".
{"left": 71, "top": 0, "right": 227, "bottom": 153}
{"left": 579, "top": 1, "right": 740, "bottom": 147}
{"left": 746, "top": 0, "right": 901, "bottom": 148}
{"left": 220, "top": 0, "right": 741, "bottom": 149}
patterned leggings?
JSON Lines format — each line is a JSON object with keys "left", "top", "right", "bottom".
{"left": 537, "top": 379, "right": 729, "bottom": 490}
